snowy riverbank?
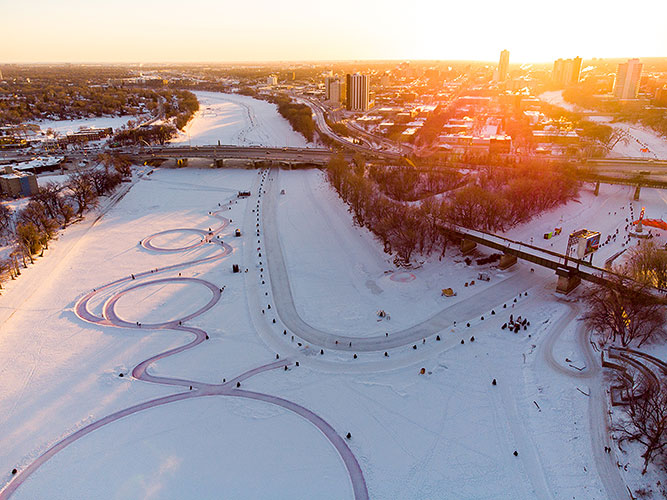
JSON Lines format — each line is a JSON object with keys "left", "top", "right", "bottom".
{"left": 538, "top": 90, "right": 667, "bottom": 158}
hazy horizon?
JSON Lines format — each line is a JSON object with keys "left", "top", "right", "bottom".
{"left": 4, "top": 0, "right": 666, "bottom": 64}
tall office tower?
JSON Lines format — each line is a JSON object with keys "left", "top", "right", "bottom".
{"left": 266, "top": 75, "right": 278, "bottom": 86}
{"left": 497, "top": 50, "right": 510, "bottom": 82}
{"left": 552, "top": 59, "right": 565, "bottom": 84}
{"left": 552, "top": 56, "right": 582, "bottom": 86}
{"left": 346, "top": 74, "right": 369, "bottom": 111}
{"left": 570, "top": 56, "right": 582, "bottom": 85}
{"left": 613, "top": 59, "right": 643, "bottom": 99}
{"left": 325, "top": 76, "right": 342, "bottom": 103}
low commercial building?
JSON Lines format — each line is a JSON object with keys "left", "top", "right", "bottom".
{"left": 0, "top": 167, "right": 38, "bottom": 197}
{"left": 13, "top": 156, "right": 64, "bottom": 174}
{"left": 58, "top": 127, "right": 113, "bottom": 145}
{"left": 532, "top": 129, "right": 580, "bottom": 145}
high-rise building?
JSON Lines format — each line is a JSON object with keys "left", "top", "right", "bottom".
{"left": 346, "top": 74, "right": 369, "bottom": 112}
{"left": 552, "top": 57, "right": 582, "bottom": 87}
{"left": 325, "top": 76, "right": 342, "bottom": 104}
{"left": 613, "top": 59, "right": 643, "bottom": 100}
{"left": 0, "top": 68, "right": 3, "bottom": 81}
{"left": 655, "top": 86, "right": 667, "bottom": 107}
{"left": 266, "top": 75, "right": 278, "bottom": 86}
{"left": 496, "top": 50, "right": 510, "bottom": 82}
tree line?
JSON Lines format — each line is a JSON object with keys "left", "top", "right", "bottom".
{"left": 0, "top": 155, "right": 131, "bottom": 285}
{"left": 368, "top": 164, "right": 464, "bottom": 202}
{"left": 326, "top": 155, "right": 579, "bottom": 264}
{"left": 111, "top": 90, "right": 199, "bottom": 146}
{"left": 268, "top": 96, "right": 315, "bottom": 142}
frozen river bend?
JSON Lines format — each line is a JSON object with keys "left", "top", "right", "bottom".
{"left": 170, "top": 91, "right": 315, "bottom": 148}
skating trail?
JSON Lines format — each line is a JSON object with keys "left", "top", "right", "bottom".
{"left": 0, "top": 202, "right": 368, "bottom": 500}
{"left": 261, "top": 167, "right": 532, "bottom": 352}
{"left": 539, "top": 304, "right": 631, "bottom": 500}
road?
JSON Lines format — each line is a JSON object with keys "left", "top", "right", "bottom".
{"left": 293, "top": 94, "right": 411, "bottom": 157}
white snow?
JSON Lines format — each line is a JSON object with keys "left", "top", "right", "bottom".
{"left": 170, "top": 91, "right": 314, "bottom": 148}
{"left": 503, "top": 183, "right": 667, "bottom": 268}
{"left": 0, "top": 165, "right": 663, "bottom": 499}
{"left": 33, "top": 116, "right": 140, "bottom": 136}
{"left": 539, "top": 90, "right": 581, "bottom": 113}
{"left": 596, "top": 120, "right": 667, "bottom": 159}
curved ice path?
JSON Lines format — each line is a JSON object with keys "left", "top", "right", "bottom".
{"left": 1, "top": 203, "right": 368, "bottom": 500}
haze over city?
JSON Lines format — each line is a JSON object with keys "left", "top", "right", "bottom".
{"left": 4, "top": 0, "right": 667, "bottom": 63}
{"left": 1, "top": 3, "right": 666, "bottom": 500}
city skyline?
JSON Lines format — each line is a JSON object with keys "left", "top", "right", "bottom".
{"left": 3, "top": 0, "right": 667, "bottom": 63}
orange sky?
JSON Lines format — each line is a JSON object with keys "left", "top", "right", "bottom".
{"left": 4, "top": 0, "right": 667, "bottom": 63}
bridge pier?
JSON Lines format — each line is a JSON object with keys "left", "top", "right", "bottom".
{"left": 633, "top": 185, "right": 641, "bottom": 201}
{"left": 460, "top": 239, "right": 477, "bottom": 255}
{"left": 498, "top": 252, "right": 517, "bottom": 270}
{"left": 214, "top": 158, "right": 225, "bottom": 168}
{"left": 555, "top": 268, "right": 581, "bottom": 294}
{"left": 594, "top": 181, "right": 600, "bottom": 196}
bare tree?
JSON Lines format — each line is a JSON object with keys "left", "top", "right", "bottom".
{"left": 582, "top": 276, "right": 666, "bottom": 347}
{"left": 622, "top": 241, "right": 667, "bottom": 289}
{"left": 17, "top": 200, "right": 58, "bottom": 243}
{"left": 0, "top": 203, "right": 13, "bottom": 240}
{"left": 605, "top": 128, "right": 633, "bottom": 152}
{"left": 32, "top": 182, "right": 74, "bottom": 224}
{"left": 66, "top": 171, "right": 98, "bottom": 216}
{"left": 616, "top": 380, "right": 667, "bottom": 474}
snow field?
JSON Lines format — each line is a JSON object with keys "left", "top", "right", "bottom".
{"left": 0, "top": 164, "right": 655, "bottom": 499}
{"left": 33, "top": 115, "right": 141, "bottom": 136}
{"left": 539, "top": 90, "right": 667, "bottom": 158}
{"left": 12, "top": 396, "right": 351, "bottom": 500}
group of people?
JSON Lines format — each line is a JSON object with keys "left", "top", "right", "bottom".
{"left": 501, "top": 313, "right": 529, "bottom": 334}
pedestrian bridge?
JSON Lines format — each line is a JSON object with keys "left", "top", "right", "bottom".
{"left": 439, "top": 222, "right": 666, "bottom": 296}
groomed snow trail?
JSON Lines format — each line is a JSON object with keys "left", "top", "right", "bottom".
{"left": 258, "top": 167, "right": 631, "bottom": 499}
{"left": 539, "top": 303, "right": 631, "bottom": 500}
{"left": 262, "top": 167, "right": 532, "bottom": 351}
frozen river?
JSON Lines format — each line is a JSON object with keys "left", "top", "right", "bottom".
{"left": 170, "top": 91, "right": 314, "bottom": 148}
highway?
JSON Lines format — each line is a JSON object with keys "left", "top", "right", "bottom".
{"left": 290, "top": 94, "right": 407, "bottom": 159}
{"left": 293, "top": 94, "right": 412, "bottom": 157}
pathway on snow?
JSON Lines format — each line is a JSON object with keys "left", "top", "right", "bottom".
{"left": 1, "top": 198, "right": 368, "bottom": 500}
